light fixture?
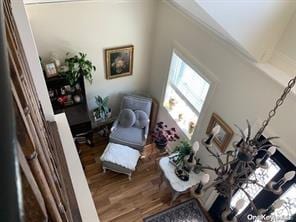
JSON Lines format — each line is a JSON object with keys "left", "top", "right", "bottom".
{"left": 194, "top": 173, "right": 210, "bottom": 195}
{"left": 258, "top": 199, "right": 285, "bottom": 217}
{"left": 195, "top": 76, "right": 296, "bottom": 220}
{"left": 222, "top": 199, "right": 245, "bottom": 222}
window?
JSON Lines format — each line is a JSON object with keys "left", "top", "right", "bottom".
{"left": 163, "top": 52, "right": 210, "bottom": 138}
{"left": 270, "top": 184, "right": 296, "bottom": 222}
{"left": 230, "top": 159, "right": 280, "bottom": 214}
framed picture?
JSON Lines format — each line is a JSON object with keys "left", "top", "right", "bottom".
{"left": 44, "top": 63, "right": 58, "bottom": 78}
{"left": 104, "top": 45, "right": 134, "bottom": 79}
{"left": 206, "top": 113, "right": 234, "bottom": 152}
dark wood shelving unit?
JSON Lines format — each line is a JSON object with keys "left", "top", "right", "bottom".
{"left": 45, "top": 75, "right": 93, "bottom": 143}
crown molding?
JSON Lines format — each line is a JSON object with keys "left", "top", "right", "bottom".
{"left": 270, "top": 51, "right": 296, "bottom": 75}
{"left": 24, "top": 0, "right": 94, "bottom": 5}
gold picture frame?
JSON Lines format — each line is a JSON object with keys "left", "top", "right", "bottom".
{"left": 104, "top": 45, "right": 134, "bottom": 79}
{"left": 206, "top": 113, "right": 234, "bottom": 153}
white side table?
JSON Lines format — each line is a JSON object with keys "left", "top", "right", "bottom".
{"left": 159, "top": 156, "right": 203, "bottom": 204}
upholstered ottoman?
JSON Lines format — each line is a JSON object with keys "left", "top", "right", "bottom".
{"left": 100, "top": 143, "right": 140, "bottom": 180}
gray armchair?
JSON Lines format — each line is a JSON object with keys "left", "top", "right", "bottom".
{"left": 109, "top": 95, "right": 152, "bottom": 151}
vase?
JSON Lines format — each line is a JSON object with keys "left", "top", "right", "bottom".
{"left": 155, "top": 140, "right": 167, "bottom": 152}
{"left": 73, "top": 95, "right": 81, "bottom": 103}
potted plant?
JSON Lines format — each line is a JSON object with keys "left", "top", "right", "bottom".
{"left": 171, "top": 140, "right": 192, "bottom": 166}
{"left": 93, "top": 96, "right": 110, "bottom": 121}
{"left": 151, "top": 122, "right": 179, "bottom": 151}
{"left": 60, "top": 52, "right": 96, "bottom": 86}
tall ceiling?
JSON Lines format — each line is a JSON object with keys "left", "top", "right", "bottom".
{"left": 172, "top": 0, "right": 296, "bottom": 63}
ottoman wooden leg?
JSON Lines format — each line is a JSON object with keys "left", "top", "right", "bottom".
{"left": 128, "top": 173, "right": 132, "bottom": 181}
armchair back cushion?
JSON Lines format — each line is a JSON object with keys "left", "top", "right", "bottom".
{"left": 121, "top": 95, "right": 152, "bottom": 117}
{"left": 134, "top": 110, "right": 148, "bottom": 129}
{"left": 118, "top": 108, "right": 136, "bottom": 128}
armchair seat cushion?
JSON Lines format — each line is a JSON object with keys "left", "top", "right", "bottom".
{"left": 110, "top": 126, "right": 145, "bottom": 150}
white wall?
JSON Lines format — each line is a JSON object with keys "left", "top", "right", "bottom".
{"left": 270, "top": 12, "right": 296, "bottom": 76}
{"left": 197, "top": 0, "right": 296, "bottom": 62}
{"left": 12, "top": 0, "right": 54, "bottom": 121}
{"left": 277, "top": 13, "right": 296, "bottom": 61}
{"left": 55, "top": 114, "right": 99, "bottom": 222}
{"left": 149, "top": 1, "right": 296, "bottom": 204}
{"left": 25, "top": 0, "right": 157, "bottom": 114}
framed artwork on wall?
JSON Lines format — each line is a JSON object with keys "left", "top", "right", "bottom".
{"left": 206, "top": 113, "right": 234, "bottom": 153}
{"left": 104, "top": 45, "right": 134, "bottom": 79}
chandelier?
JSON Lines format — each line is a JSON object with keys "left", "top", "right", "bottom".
{"left": 193, "top": 76, "right": 296, "bottom": 222}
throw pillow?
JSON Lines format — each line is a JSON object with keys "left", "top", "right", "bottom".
{"left": 118, "top": 108, "right": 136, "bottom": 128}
{"left": 134, "top": 110, "right": 149, "bottom": 129}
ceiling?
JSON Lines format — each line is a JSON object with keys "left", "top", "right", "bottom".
{"left": 23, "top": 0, "right": 87, "bottom": 4}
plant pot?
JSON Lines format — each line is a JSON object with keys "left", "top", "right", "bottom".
{"left": 155, "top": 140, "right": 167, "bottom": 152}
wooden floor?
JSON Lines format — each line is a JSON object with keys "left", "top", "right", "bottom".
{"left": 79, "top": 137, "right": 191, "bottom": 222}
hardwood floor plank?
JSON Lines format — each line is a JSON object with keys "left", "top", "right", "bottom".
{"left": 79, "top": 138, "right": 192, "bottom": 222}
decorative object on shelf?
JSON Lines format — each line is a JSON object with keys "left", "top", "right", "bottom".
{"left": 151, "top": 121, "right": 180, "bottom": 151}
{"left": 93, "top": 95, "right": 111, "bottom": 121}
{"left": 206, "top": 113, "right": 234, "bottom": 152}
{"left": 44, "top": 63, "right": 58, "bottom": 78}
{"left": 168, "top": 97, "right": 177, "bottom": 110}
{"left": 178, "top": 113, "right": 183, "bottom": 121}
{"left": 48, "top": 89, "right": 55, "bottom": 98}
{"left": 188, "top": 121, "right": 196, "bottom": 134}
{"left": 60, "top": 52, "right": 96, "bottom": 86}
{"left": 57, "top": 95, "right": 68, "bottom": 106}
{"left": 194, "top": 76, "right": 296, "bottom": 220}
{"left": 104, "top": 45, "right": 134, "bottom": 79}
{"left": 73, "top": 94, "right": 81, "bottom": 103}
{"left": 49, "top": 52, "right": 61, "bottom": 69}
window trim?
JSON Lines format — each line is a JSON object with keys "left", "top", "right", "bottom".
{"left": 161, "top": 43, "right": 218, "bottom": 140}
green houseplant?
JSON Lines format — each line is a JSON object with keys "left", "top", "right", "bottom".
{"left": 172, "top": 140, "right": 192, "bottom": 166}
{"left": 60, "top": 52, "right": 96, "bottom": 86}
{"left": 93, "top": 96, "right": 110, "bottom": 121}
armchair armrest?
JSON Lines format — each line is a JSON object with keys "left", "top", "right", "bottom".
{"left": 111, "top": 119, "right": 119, "bottom": 132}
{"left": 144, "top": 119, "right": 150, "bottom": 140}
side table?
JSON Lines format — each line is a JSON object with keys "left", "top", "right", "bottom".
{"left": 159, "top": 156, "right": 203, "bottom": 205}
{"left": 142, "top": 143, "right": 169, "bottom": 167}
{"left": 92, "top": 116, "right": 117, "bottom": 138}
